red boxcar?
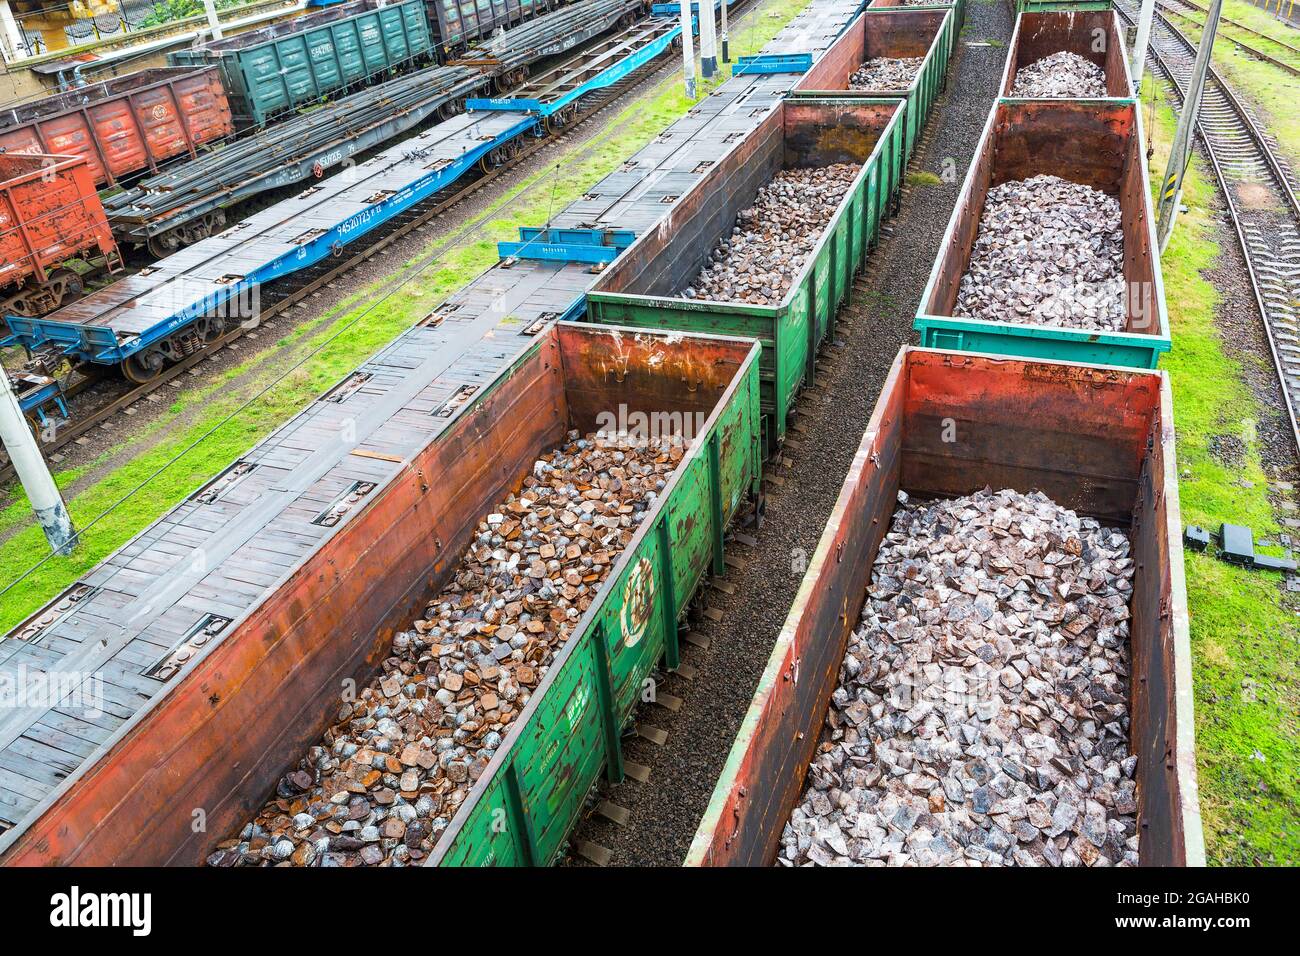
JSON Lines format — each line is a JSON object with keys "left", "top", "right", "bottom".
{"left": 0, "top": 67, "right": 234, "bottom": 189}
{"left": 0, "top": 153, "right": 121, "bottom": 316}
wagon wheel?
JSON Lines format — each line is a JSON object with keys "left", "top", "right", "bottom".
{"left": 48, "top": 268, "right": 84, "bottom": 307}
{"left": 121, "top": 349, "right": 165, "bottom": 384}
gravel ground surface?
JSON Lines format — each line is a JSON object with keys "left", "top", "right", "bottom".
{"left": 566, "top": 2, "right": 1016, "bottom": 866}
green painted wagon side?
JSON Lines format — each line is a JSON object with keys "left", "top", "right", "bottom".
{"left": 915, "top": 98, "right": 1170, "bottom": 369}
{"left": 1014, "top": 0, "right": 1112, "bottom": 14}
{"left": 793, "top": 8, "right": 953, "bottom": 165}
{"left": 432, "top": 324, "right": 763, "bottom": 866}
{"left": 585, "top": 98, "right": 907, "bottom": 457}
{"left": 171, "top": 0, "right": 434, "bottom": 127}
{"left": 867, "top": 0, "right": 965, "bottom": 55}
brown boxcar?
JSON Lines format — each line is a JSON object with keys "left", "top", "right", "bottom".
{"left": 1000, "top": 10, "right": 1134, "bottom": 99}
{"left": 0, "top": 153, "right": 120, "bottom": 316}
{"left": 0, "top": 68, "right": 234, "bottom": 189}
{"left": 688, "top": 347, "right": 1205, "bottom": 867}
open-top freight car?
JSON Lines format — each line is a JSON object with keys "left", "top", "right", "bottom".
{"left": 1000, "top": 8, "right": 1133, "bottom": 100}
{"left": 0, "top": 153, "right": 120, "bottom": 318}
{"left": 1014, "top": 0, "right": 1112, "bottom": 13}
{"left": 915, "top": 99, "right": 1170, "bottom": 368}
{"left": 867, "top": 0, "right": 966, "bottom": 45}
{"left": 688, "top": 346, "right": 1205, "bottom": 867}
{"left": 0, "top": 68, "right": 235, "bottom": 191}
{"left": 793, "top": 6, "right": 954, "bottom": 163}
{"left": 586, "top": 97, "right": 907, "bottom": 457}
{"left": 0, "top": 323, "right": 761, "bottom": 866}
{"left": 170, "top": 0, "right": 436, "bottom": 128}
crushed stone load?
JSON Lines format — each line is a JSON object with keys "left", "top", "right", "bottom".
{"left": 208, "top": 430, "right": 685, "bottom": 867}
{"left": 850, "top": 56, "right": 924, "bottom": 91}
{"left": 781, "top": 488, "right": 1138, "bottom": 867}
{"left": 682, "top": 163, "right": 860, "bottom": 305}
{"left": 1011, "top": 52, "right": 1107, "bottom": 98}
{"left": 956, "top": 174, "right": 1126, "bottom": 331}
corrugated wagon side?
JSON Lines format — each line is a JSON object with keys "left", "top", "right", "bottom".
{"left": 1000, "top": 9, "right": 1134, "bottom": 100}
{"left": 586, "top": 97, "right": 907, "bottom": 457}
{"left": 0, "top": 67, "right": 234, "bottom": 189}
{"left": 0, "top": 323, "right": 760, "bottom": 867}
{"left": 794, "top": 7, "right": 954, "bottom": 164}
{"left": 915, "top": 99, "right": 1170, "bottom": 368}
{"left": 687, "top": 347, "right": 1205, "bottom": 867}
{"left": 170, "top": 0, "right": 434, "bottom": 127}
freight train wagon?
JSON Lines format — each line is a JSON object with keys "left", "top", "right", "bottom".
{"left": 793, "top": 6, "right": 954, "bottom": 163}
{"left": 170, "top": 0, "right": 437, "bottom": 128}
{"left": 1001, "top": 8, "right": 1133, "bottom": 100}
{"left": 0, "top": 153, "right": 120, "bottom": 318}
{"left": 0, "top": 68, "right": 235, "bottom": 190}
{"left": 867, "top": 0, "right": 966, "bottom": 40}
{"left": 586, "top": 97, "right": 908, "bottom": 457}
{"left": 915, "top": 99, "right": 1171, "bottom": 368}
{"left": 1014, "top": 0, "right": 1112, "bottom": 13}
{"left": 0, "top": 323, "right": 761, "bottom": 866}
{"left": 688, "top": 346, "right": 1205, "bottom": 867}
{"left": 424, "top": 0, "right": 565, "bottom": 57}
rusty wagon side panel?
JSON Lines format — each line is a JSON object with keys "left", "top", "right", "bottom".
{"left": 0, "top": 68, "right": 235, "bottom": 189}
{"left": 686, "top": 348, "right": 1205, "bottom": 868}
{"left": 0, "top": 153, "right": 119, "bottom": 310}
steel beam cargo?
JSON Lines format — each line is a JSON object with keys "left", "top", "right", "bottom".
{"left": 794, "top": 7, "right": 953, "bottom": 163}
{"left": 1001, "top": 9, "right": 1134, "bottom": 99}
{"left": 170, "top": 0, "right": 435, "bottom": 128}
{"left": 915, "top": 99, "right": 1170, "bottom": 368}
{"left": 0, "top": 323, "right": 761, "bottom": 867}
{"left": 586, "top": 97, "right": 906, "bottom": 456}
{"left": 0, "top": 68, "right": 234, "bottom": 190}
{"left": 0, "top": 153, "right": 120, "bottom": 318}
{"left": 687, "top": 346, "right": 1205, "bottom": 867}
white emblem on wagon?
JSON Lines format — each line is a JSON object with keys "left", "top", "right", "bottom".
{"left": 620, "top": 556, "right": 656, "bottom": 648}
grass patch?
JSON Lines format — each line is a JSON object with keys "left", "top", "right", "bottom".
{"left": 1146, "top": 74, "right": 1300, "bottom": 865}
{"left": 0, "top": 0, "right": 815, "bottom": 630}
{"left": 906, "top": 170, "right": 943, "bottom": 186}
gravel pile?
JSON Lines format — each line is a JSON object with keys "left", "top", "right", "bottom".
{"left": 781, "top": 488, "right": 1139, "bottom": 867}
{"left": 956, "top": 174, "right": 1127, "bottom": 331}
{"left": 682, "top": 164, "right": 860, "bottom": 305}
{"left": 850, "top": 56, "right": 924, "bottom": 91}
{"left": 1011, "top": 52, "right": 1107, "bottom": 98}
{"left": 207, "top": 430, "right": 685, "bottom": 867}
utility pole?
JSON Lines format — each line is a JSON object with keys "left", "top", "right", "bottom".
{"left": 721, "top": 0, "right": 729, "bottom": 63}
{"left": 0, "top": 371, "right": 75, "bottom": 555}
{"left": 1157, "top": 0, "right": 1222, "bottom": 251}
{"left": 1131, "top": 0, "right": 1155, "bottom": 84}
{"left": 699, "top": 0, "right": 717, "bottom": 78}
{"left": 679, "top": 2, "right": 696, "bottom": 100}
{"left": 202, "top": 0, "right": 224, "bottom": 41}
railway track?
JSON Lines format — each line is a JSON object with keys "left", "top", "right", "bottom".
{"left": 1158, "top": 0, "right": 1300, "bottom": 76}
{"left": 0, "top": 29, "right": 686, "bottom": 488}
{"left": 1120, "top": 0, "right": 1300, "bottom": 454}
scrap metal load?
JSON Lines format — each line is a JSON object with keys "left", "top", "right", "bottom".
{"left": 955, "top": 174, "right": 1126, "bottom": 332}
{"left": 850, "top": 57, "right": 924, "bottom": 91}
{"left": 1010, "top": 52, "right": 1108, "bottom": 97}
{"left": 211, "top": 429, "right": 686, "bottom": 867}
{"left": 782, "top": 487, "right": 1139, "bottom": 867}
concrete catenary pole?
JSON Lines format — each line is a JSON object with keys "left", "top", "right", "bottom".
{"left": 1156, "top": 0, "right": 1222, "bottom": 251}
{"left": 721, "top": 0, "right": 729, "bottom": 63}
{"left": 202, "top": 0, "right": 224, "bottom": 41}
{"left": 1131, "top": 0, "right": 1155, "bottom": 84}
{"left": 700, "top": 0, "right": 718, "bottom": 78}
{"left": 0, "top": 371, "right": 75, "bottom": 554}
{"left": 680, "top": 2, "right": 696, "bottom": 99}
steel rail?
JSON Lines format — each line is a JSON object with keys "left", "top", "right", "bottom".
{"left": 1120, "top": 0, "right": 1300, "bottom": 454}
